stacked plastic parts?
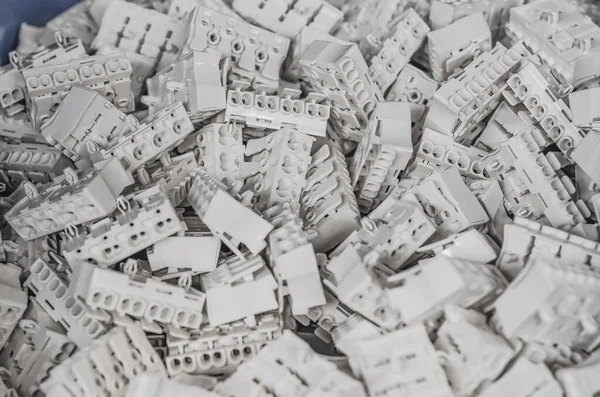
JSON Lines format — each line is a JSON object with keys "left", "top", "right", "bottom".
{"left": 4, "top": 0, "right": 600, "bottom": 396}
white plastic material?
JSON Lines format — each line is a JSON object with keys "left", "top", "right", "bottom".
{"left": 385, "top": 64, "right": 439, "bottom": 104}
{"left": 5, "top": 159, "right": 133, "bottom": 241}
{"left": 70, "top": 262, "right": 206, "bottom": 330}
{"left": 0, "top": 264, "right": 27, "bottom": 350}
{"left": 474, "top": 101, "right": 533, "bottom": 151}
{"left": 168, "top": 0, "right": 242, "bottom": 20}
{"left": 506, "top": 0, "right": 600, "bottom": 87}
{"left": 427, "top": 13, "right": 493, "bottom": 82}
{"left": 418, "top": 229, "right": 500, "bottom": 264}
{"left": 144, "top": 50, "right": 227, "bottom": 123}
{"left": 0, "top": 143, "right": 72, "bottom": 184}
{"left": 300, "top": 142, "right": 361, "bottom": 252}
{"left": 201, "top": 254, "right": 278, "bottom": 326}
{"left": 182, "top": 5, "right": 290, "bottom": 90}
{"left": 127, "top": 373, "right": 219, "bottom": 397}
{"left": 187, "top": 168, "right": 274, "bottom": 255}
{"left": 92, "top": 102, "right": 194, "bottom": 173}
{"left": 351, "top": 102, "right": 413, "bottom": 214}
{"left": 40, "top": 325, "right": 167, "bottom": 397}
{"left": 25, "top": 259, "right": 108, "bottom": 348}
{"left": 40, "top": 2, "right": 98, "bottom": 49}
{"left": 232, "top": 0, "right": 343, "bottom": 39}
{"left": 0, "top": 111, "right": 42, "bottom": 144}
{"left": 214, "top": 330, "right": 367, "bottom": 397}
{"left": 165, "top": 313, "right": 282, "bottom": 376}
{"left": 568, "top": 87, "right": 600, "bottom": 128}
{"left": 140, "top": 152, "right": 199, "bottom": 206}
{"left": 347, "top": 324, "right": 454, "bottom": 397}
{"left": 148, "top": 236, "right": 221, "bottom": 273}
{"left": 61, "top": 184, "right": 184, "bottom": 267}
{"left": 491, "top": 258, "right": 600, "bottom": 351}
{"left": 556, "top": 350, "right": 600, "bottom": 397}
{"left": 22, "top": 52, "right": 134, "bottom": 129}
{"left": 225, "top": 84, "right": 330, "bottom": 137}
{"left": 265, "top": 202, "right": 326, "bottom": 315}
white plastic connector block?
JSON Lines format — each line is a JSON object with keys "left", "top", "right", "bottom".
{"left": 70, "top": 261, "right": 206, "bottom": 330}
{"left": 22, "top": 52, "right": 134, "bottom": 129}
{"left": 92, "top": 1, "right": 188, "bottom": 71}
{"left": 367, "top": 8, "right": 430, "bottom": 93}
{"left": 299, "top": 40, "right": 384, "bottom": 141}
{"left": 139, "top": 152, "right": 199, "bottom": 207}
{"left": 474, "top": 101, "right": 534, "bottom": 151}
{"left": 385, "top": 64, "right": 439, "bottom": 104}
{"left": 128, "top": 373, "right": 219, "bottom": 397}
{"left": 491, "top": 258, "right": 600, "bottom": 351}
{"left": 571, "top": 130, "right": 600, "bottom": 189}
{"left": 418, "top": 228, "right": 499, "bottom": 264}
{"left": 347, "top": 324, "right": 454, "bottom": 397}
{"left": 556, "top": 349, "right": 600, "bottom": 397}
{"left": 178, "top": 123, "right": 243, "bottom": 185}
{"left": 144, "top": 50, "right": 227, "bottom": 123}
{"left": 497, "top": 216, "right": 600, "bottom": 280}
{"left": 201, "top": 254, "right": 278, "bottom": 326}
{"left": 41, "top": 2, "right": 98, "bottom": 50}
{"left": 148, "top": 236, "right": 221, "bottom": 273}
{"left": 187, "top": 168, "right": 274, "bottom": 256}
{"left": 25, "top": 259, "right": 108, "bottom": 348}
{"left": 265, "top": 202, "right": 326, "bottom": 315}
{"left": 483, "top": 126, "right": 588, "bottom": 228}
{"left": 300, "top": 142, "right": 361, "bottom": 252}
{"left": 0, "top": 264, "right": 27, "bottom": 351}
{"left": 181, "top": 5, "right": 290, "bottom": 90}
{"left": 477, "top": 355, "right": 563, "bottom": 397}
{"left": 6, "top": 159, "right": 133, "bottom": 241}
{"left": 232, "top": 0, "right": 343, "bottom": 39}
{"left": 40, "top": 325, "right": 167, "bottom": 397}
{"left": 427, "top": 13, "right": 493, "bottom": 82}
{"left": 214, "top": 330, "right": 367, "bottom": 397}
{"left": 165, "top": 313, "right": 283, "bottom": 376}
{"left": 41, "top": 87, "right": 137, "bottom": 161}
{"left": 568, "top": 87, "right": 600, "bottom": 129}
{"left": 385, "top": 255, "right": 507, "bottom": 325}
{"left": 350, "top": 102, "right": 413, "bottom": 214}
{"left": 407, "top": 128, "right": 488, "bottom": 180}
{"left": 425, "top": 42, "right": 529, "bottom": 141}
{"left": 244, "top": 127, "right": 314, "bottom": 211}
{"left": 0, "top": 143, "right": 72, "bottom": 184}
{"left": 92, "top": 102, "right": 194, "bottom": 173}
{"left": 61, "top": 184, "right": 184, "bottom": 267}
{"left": 168, "top": 0, "right": 242, "bottom": 20}
{"left": 0, "top": 111, "right": 42, "bottom": 144}
{"left": 506, "top": 0, "right": 600, "bottom": 88}
{"left": 225, "top": 85, "right": 330, "bottom": 138}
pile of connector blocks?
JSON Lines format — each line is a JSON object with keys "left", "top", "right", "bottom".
{"left": 4, "top": 0, "right": 600, "bottom": 396}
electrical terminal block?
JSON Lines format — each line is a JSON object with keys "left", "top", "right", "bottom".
{"left": 165, "top": 313, "right": 283, "bottom": 376}
{"left": 385, "top": 255, "right": 507, "bottom": 325}
{"left": 25, "top": 259, "right": 109, "bottom": 348}
{"left": 128, "top": 373, "right": 219, "bottom": 397}
{"left": 232, "top": 0, "right": 343, "bottom": 39}
{"left": 213, "top": 330, "right": 367, "bottom": 397}
{"left": 39, "top": 325, "right": 167, "bottom": 397}
{"left": 367, "top": 8, "right": 430, "bottom": 93}
{"left": 427, "top": 13, "right": 493, "bottom": 82}
{"left": 265, "top": 202, "right": 326, "bottom": 315}
{"left": 491, "top": 258, "right": 600, "bottom": 352}
{"left": 385, "top": 63, "right": 439, "bottom": 104}
{"left": 22, "top": 52, "right": 134, "bottom": 129}
{"left": 435, "top": 306, "right": 515, "bottom": 397}
{"left": 244, "top": 127, "right": 314, "bottom": 211}
{"left": 168, "top": 0, "right": 243, "bottom": 21}
{"left": 61, "top": 184, "right": 184, "bottom": 267}
{"left": 69, "top": 261, "right": 206, "bottom": 331}
{"left": 482, "top": 126, "right": 588, "bottom": 228}
{"left": 407, "top": 127, "right": 488, "bottom": 180}
{"left": 350, "top": 102, "right": 413, "bottom": 214}
{"left": 5, "top": 159, "right": 133, "bottom": 241}
{"left": 92, "top": 1, "right": 189, "bottom": 72}
{"left": 0, "top": 143, "right": 73, "bottom": 186}
{"left": 294, "top": 288, "right": 354, "bottom": 343}
{"left": 201, "top": 254, "right": 279, "bottom": 326}
{"left": 300, "top": 142, "right": 361, "bottom": 252}
{"left": 92, "top": 102, "right": 194, "bottom": 173}
{"left": 40, "top": 2, "right": 98, "bottom": 50}
{"left": 0, "top": 264, "right": 27, "bottom": 351}
{"left": 325, "top": 244, "right": 403, "bottom": 330}
{"left": 418, "top": 228, "right": 500, "bottom": 264}
{"left": 147, "top": 235, "right": 221, "bottom": 273}
{"left": 178, "top": 123, "right": 243, "bottom": 185}
{"left": 224, "top": 83, "right": 330, "bottom": 138}
{"left": 187, "top": 167, "right": 274, "bottom": 256}
{"left": 473, "top": 101, "right": 534, "bottom": 151}
{"left": 144, "top": 50, "right": 227, "bottom": 123}
{"left": 182, "top": 6, "right": 290, "bottom": 90}
{"left": 506, "top": 0, "right": 600, "bottom": 88}
{"left": 0, "top": 110, "right": 43, "bottom": 144}
{"left": 0, "top": 67, "right": 26, "bottom": 114}
{"left": 299, "top": 40, "right": 384, "bottom": 141}
{"left": 556, "top": 349, "right": 600, "bottom": 397}
{"left": 329, "top": 312, "right": 383, "bottom": 356}
{"left": 41, "top": 87, "right": 138, "bottom": 161}
{"left": 425, "top": 42, "right": 529, "bottom": 141}
{"left": 346, "top": 324, "right": 453, "bottom": 397}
